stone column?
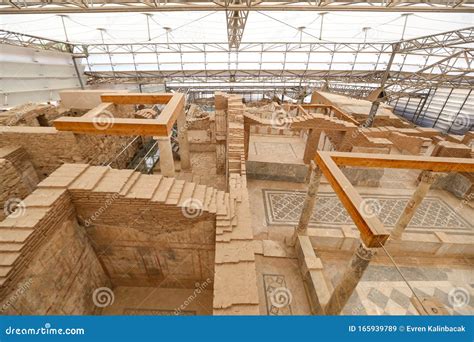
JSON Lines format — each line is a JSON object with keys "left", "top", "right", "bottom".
{"left": 177, "top": 109, "right": 191, "bottom": 170}
{"left": 391, "top": 171, "right": 439, "bottom": 240}
{"left": 158, "top": 137, "right": 175, "bottom": 177}
{"left": 325, "top": 242, "right": 376, "bottom": 315}
{"left": 296, "top": 162, "right": 323, "bottom": 235}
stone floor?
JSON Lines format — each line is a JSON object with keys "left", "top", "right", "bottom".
{"left": 247, "top": 177, "right": 474, "bottom": 316}
{"left": 248, "top": 179, "right": 474, "bottom": 239}
{"left": 333, "top": 263, "right": 474, "bottom": 316}
{"left": 248, "top": 135, "right": 306, "bottom": 164}
{"left": 255, "top": 255, "right": 312, "bottom": 315}
{"left": 155, "top": 151, "right": 226, "bottom": 190}
{"left": 262, "top": 189, "right": 473, "bottom": 235}
{"left": 100, "top": 286, "right": 213, "bottom": 316}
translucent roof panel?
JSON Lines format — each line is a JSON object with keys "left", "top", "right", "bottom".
{"left": 0, "top": 11, "right": 472, "bottom": 44}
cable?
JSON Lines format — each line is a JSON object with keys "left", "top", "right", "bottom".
{"left": 147, "top": 11, "right": 219, "bottom": 42}
{"left": 378, "top": 241, "right": 430, "bottom": 315}
{"left": 414, "top": 14, "right": 473, "bottom": 26}
{"left": 256, "top": 11, "right": 322, "bottom": 41}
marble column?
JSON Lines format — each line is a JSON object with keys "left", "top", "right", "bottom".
{"left": 177, "top": 109, "right": 191, "bottom": 170}
{"left": 158, "top": 137, "right": 176, "bottom": 177}
{"left": 325, "top": 242, "right": 376, "bottom": 315}
{"left": 296, "top": 162, "right": 323, "bottom": 235}
{"left": 391, "top": 171, "right": 439, "bottom": 240}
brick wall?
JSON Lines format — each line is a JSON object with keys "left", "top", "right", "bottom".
{"left": 0, "top": 127, "right": 140, "bottom": 178}
{"left": 0, "top": 188, "right": 109, "bottom": 315}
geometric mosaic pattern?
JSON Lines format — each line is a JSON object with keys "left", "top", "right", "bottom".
{"left": 263, "top": 189, "right": 473, "bottom": 234}
{"left": 263, "top": 274, "right": 293, "bottom": 316}
{"left": 341, "top": 265, "right": 474, "bottom": 316}
{"left": 343, "top": 281, "right": 474, "bottom": 316}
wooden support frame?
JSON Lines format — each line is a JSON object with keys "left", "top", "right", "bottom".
{"left": 315, "top": 151, "right": 474, "bottom": 248}
{"left": 54, "top": 92, "right": 185, "bottom": 137}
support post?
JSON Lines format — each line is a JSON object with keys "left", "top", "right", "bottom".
{"left": 364, "top": 42, "right": 400, "bottom": 127}
{"left": 391, "top": 171, "right": 439, "bottom": 240}
{"left": 158, "top": 137, "right": 176, "bottom": 177}
{"left": 325, "top": 242, "right": 376, "bottom": 315}
{"left": 177, "top": 109, "right": 191, "bottom": 170}
{"left": 296, "top": 161, "right": 322, "bottom": 236}
{"left": 303, "top": 129, "right": 322, "bottom": 164}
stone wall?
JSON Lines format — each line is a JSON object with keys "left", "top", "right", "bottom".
{"left": 0, "top": 103, "right": 63, "bottom": 127}
{"left": 72, "top": 190, "right": 216, "bottom": 288}
{"left": 0, "top": 146, "right": 40, "bottom": 221}
{"left": 213, "top": 93, "right": 261, "bottom": 315}
{"left": 0, "top": 126, "right": 140, "bottom": 178}
{"left": 0, "top": 127, "right": 85, "bottom": 178}
{"left": 0, "top": 159, "right": 30, "bottom": 221}
{"left": 0, "top": 186, "right": 109, "bottom": 315}
{"left": 0, "top": 162, "right": 232, "bottom": 314}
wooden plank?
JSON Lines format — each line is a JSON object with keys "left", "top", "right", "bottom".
{"left": 53, "top": 117, "right": 168, "bottom": 136}
{"left": 52, "top": 92, "right": 185, "bottom": 137}
{"left": 329, "top": 152, "right": 474, "bottom": 173}
{"left": 315, "top": 152, "right": 389, "bottom": 248}
{"left": 100, "top": 93, "right": 173, "bottom": 105}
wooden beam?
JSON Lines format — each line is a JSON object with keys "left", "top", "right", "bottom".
{"left": 315, "top": 152, "right": 389, "bottom": 247}
{"left": 156, "top": 93, "right": 185, "bottom": 134}
{"left": 53, "top": 117, "right": 168, "bottom": 136}
{"left": 329, "top": 152, "right": 474, "bottom": 173}
{"left": 100, "top": 93, "right": 173, "bottom": 105}
{"left": 314, "top": 150, "right": 474, "bottom": 247}
{"left": 53, "top": 92, "right": 185, "bottom": 137}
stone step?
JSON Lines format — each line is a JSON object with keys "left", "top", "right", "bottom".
{"left": 192, "top": 184, "right": 207, "bottom": 208}
{"left": 93, "top": 169, "right": 135, "bottom": 193}
{"left": 165, "top": 179, "right": 185, "bottom": 205}
{"left": 203, "top": 186, "right": 214, "bottom": 212}
{"left": 178, "top": 182, "right": 196, "bottom": 206}
{"left": 152, "top": 177, "right": 175, "bottom": 203}
{"left": 126, "top": 174, "right": 163, "bottom": 200}
{"left": 208, "top": 188, "right": 218, "bottom": 214}
{"left": 119, "top": 172, "right": 141, "bottom": 196}
{"left": 69, "top": 166, "right": 110, "bottom": 191}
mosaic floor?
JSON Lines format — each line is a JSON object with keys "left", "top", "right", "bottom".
{"left": 262, "top": 189, "right": 473, "bottom": 234}
{"left": 263, "top": 274, "right": 293, "bottom": 315}
{"left": 261, "top": 266, "right": 474, "bottom": 316}
{"left": 341, "top": 265, "right": 474, "bottom": 316}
